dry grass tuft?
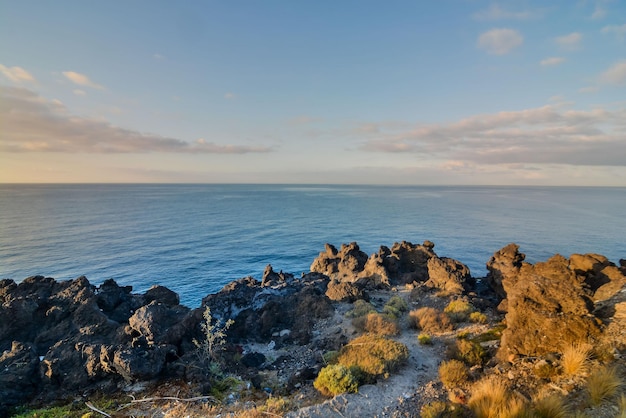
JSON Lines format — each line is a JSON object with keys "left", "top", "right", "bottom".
{"left": 618, "top": 394, "right": 626, "bottom": 418}
{"left": 561, "top": 342, "right": 592, "bottom": 376}
{"left": 352, "top": 312, "right": 399, "bottom": 336}
{"left": 409, "top": 307, "right": 453, "bottom": 333}
{"left": 438, "top": 359, "right": 469, "bottom": 389}
{"left": 531, "top": 394, "right": 568, "bottom": 418}
{"left": 444, "top": 299, "right": 473, "bottom": 322}
{"left": 346, "top": 299, "right": 377, "bottom": 318}
{"left": 586, "top": 365, "right": 622, "bottom": 406}
{"left": 468, "top": 377, "right": 528, "bottom": 418}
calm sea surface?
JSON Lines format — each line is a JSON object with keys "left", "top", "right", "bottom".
{"left": 1, "top": 184, "right": 624, "bottom": 307}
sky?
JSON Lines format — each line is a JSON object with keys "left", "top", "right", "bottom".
{"left": 1, "top": 1, "right": 625, "bottom": 185}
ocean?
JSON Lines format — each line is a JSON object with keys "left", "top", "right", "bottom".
{"left": 1, "top": 184, "right": 624, "bottom": 307}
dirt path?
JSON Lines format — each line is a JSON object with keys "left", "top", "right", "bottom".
{"left": 286, "top": 327, "right": 442, "bottom": 418}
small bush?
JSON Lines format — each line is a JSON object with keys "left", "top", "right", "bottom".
{"left": 449, "top": 339, "right": 487, "bottom": 366}
{"left": 346, "top": 299, "right": 376, "bottom": 318}
{"left": 618, "top": 394, "right": 626, "bottom": 418}
{"left": 409, "top": 307, "right": 453, "bottom": 333}
{"left": 337, "top": 334, "right": 409, "bottom": 380}
{"left": 418, "top": 333, "right": 432, "bottom": 345}
{"left": 534, "top": 360, "right": 559, "bottom": 379}
{"left": 444, "top": 300, "right": 473, "bottom": 322}
{"left": 586, "top": 365, "right": 622, "bottom": 406}
{"left": 313, "top": 364, "right": 359, "bottom": 397}
{"left": 469, "top": 377, "right": 527, "bottom": 418}
{"left": 470, "top": 311, "right": 488, "bottom": 324}
{"left": 531, "top": 394, "right": 567, "bottom": 418}
{"left": 439, "top": 359, "right": 469, "bottom": 389}
{"left": 322, "top": 350, "right": 340, "bottom": 365}
{"left": 472, "top": 325, "right": 505, "bottom": 343}
{"left": 420, "top": 401, "right": 465, "bottom": 418}
{"left": 561, "top": 342, "right": 592, "bottom": 376}
{"left": 383, "top": 295, "right": 408, "bottom": 318}
{"left": 352, "top": 312, "right": 399, "bottom": 336}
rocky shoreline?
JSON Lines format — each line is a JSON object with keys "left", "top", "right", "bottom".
{"left": 1, "top": 241, "right": 625, "bottom": 417}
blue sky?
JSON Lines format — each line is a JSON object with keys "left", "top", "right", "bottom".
{"left": 1, "top": 1, "right": 625, "bottom": 185}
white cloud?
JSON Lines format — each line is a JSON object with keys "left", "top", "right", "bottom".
{"left": 472, "top": 4, "right": 538, "bottom": 20}
{"left": 0, "top": 86, "right": 272, "bottom": 154}
{"left": 361, "top": 105, "right": 626, "bottom": 166}
{"left": 600, "top": 60, "right": 626, "bottom": 85}
{"left": 579, "top": 86, "right": 598, "bottom": 93}
{"left": 62, "top": 71, "right": 105, "bottom": 90}
{"left": 602, "top": 24, "right": 626, "bottom": 41}
{"left": 540, "top": 57, "right": 565, "bottom": 66}
{"left": 73, "top": 89, "right": 86, "bottom": 96}
{"left": 224, "top": 92, "right": 236, "bottom": 99}
{"left": 555, "top": 32, "right": 582, "bottom": 50}
{"left": 0, "top": 64, "right": 36, "bottom": 83}
{"left": 477, "top": 28, "right": 523, "bottom": 55}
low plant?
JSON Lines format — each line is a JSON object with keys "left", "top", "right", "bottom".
{"left": 352, "top": 312, "right": 399, "bottom": 336}
{"left": 337, "top": 334, "right": 409, "bottom": 380}
{"left": 418, "top": 333, "right": 432, "bottom": 345}
{"left": 531, "top": 394, "right": 568, "bottom": 418}
{"left": 470, "top": 311, "right": 488, "bottom": 324}
{"left": 193, "top": 306, "right": 234, "bottom": 363}
{"left": 618, "top": 394, "right": 626, "bottom": 418}
{"left": 439, "top": 359, "right": 469, "bottom": 389}
{"left": 471, "top": 324, "right": 505, "bottom": 343}
{"left": 468, "top": 377, "right": 527, "bottom": 418}
{"left": 586, "top": 365, "right": 622, "bottom": 406}
{"left": 322, "top": 350, "right": 340, "bottom": 364}
{"left": 561, "top": 342, "right": 592, "bottom": 376}
{"left": 420, "top": 401, "right": 465, "bottom": 418}
{"left": 449, "top": 338, "right": 487, "bottom": 366}
{"left": 534, "top": 360, "right": 559, "bottom": 379}
{"left": 383, "top": 295, "right": 408, "bottom": 318}
{"left": 345, "top": 299, "right": 376, "bottom": 318}
{"left": 409, "top": 307, "right": 453, "bottom": 333}
{"left": 313, "top": 364, "right": 359, "bottom": 397}
{"left": 444, "top": 299, "right": 473, "bottom": 323}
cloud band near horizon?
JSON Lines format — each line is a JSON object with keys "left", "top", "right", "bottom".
{"left": 0, "top": 86, "right": 272, "bottom": 154}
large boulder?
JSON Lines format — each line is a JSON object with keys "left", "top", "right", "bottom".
{"left": 497, "top": 254, "right": 603, "bottom": 360}
{"left": 325, "top": 279, "right": 367, "bottom": 302}
{"left": 485, "top": 243, "right": 526, "bottom": 300}
{"left": 310, "top": 242, "right": 368, "bottom": 281}
{"left": 0, "top": 342, "right": 40, "bottom": 413}
{"left": 425, "top": 257, "right": 473, "bottom": 295}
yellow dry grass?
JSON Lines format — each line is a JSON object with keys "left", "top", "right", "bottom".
{"left": 586, "top": 365, "right": 622, "bottom": 406}
{"left": 561, "top": 342, "right": 592, "bottom": 376}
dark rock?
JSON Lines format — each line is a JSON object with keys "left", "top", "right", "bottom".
{"left": 145, "top": 285, "right": 180, "bottom": 307}
{"left": 325, "top": 279, "right": 366, "bottom": 302}
{"left": 241, "top": 352, "right": 266, "bottom": 368}
{"left": 310, "top": 242, "right": 368, "bottom": 281}
{"left": 111, "top": 346, "right": 171, "bottom": 382}
{"left": 128, "top": 301, "right": 190, "bottom": 345}
{"left": 0, "top": 341, "right": 40, "bottom": 412}
{"left": 262, "top": 264, "right": 295, "bottom": 287}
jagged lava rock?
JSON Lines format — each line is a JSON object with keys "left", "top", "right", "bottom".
{"left": 495, "top": 251, "right": 604, "bottom": 360}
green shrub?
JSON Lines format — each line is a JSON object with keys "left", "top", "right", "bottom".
{"left": 337, "top": 334, "right": 409, "bottom": 380}
{"left": 418, "top": 333, "right": 432, "bottom": 345}
{"left": 322, "top": 350, "right": 340, "bottom": 365}
{"left": 444, "top": 300, "right": 473, "bottom": 322}
{"left": 383, "top": 295, "right": 408, "bottom": 318}
{"left": 346, "top": 299, "right": 376, "bottom": 318}
{"left": 313, "top": 364, "right": 359, "bottom": 397}
{"left": 449, "top": 339, "right": 487, "bottom": 366}
{"left": 469, "top": 312, "right": 488, "bottom": 324}
{"left": 439, "top": 359, "right": 469, "bottom": 389}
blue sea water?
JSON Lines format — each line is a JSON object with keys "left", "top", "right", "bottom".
{"left": 0, "top": 184, "right": 624, "bottom": 307}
